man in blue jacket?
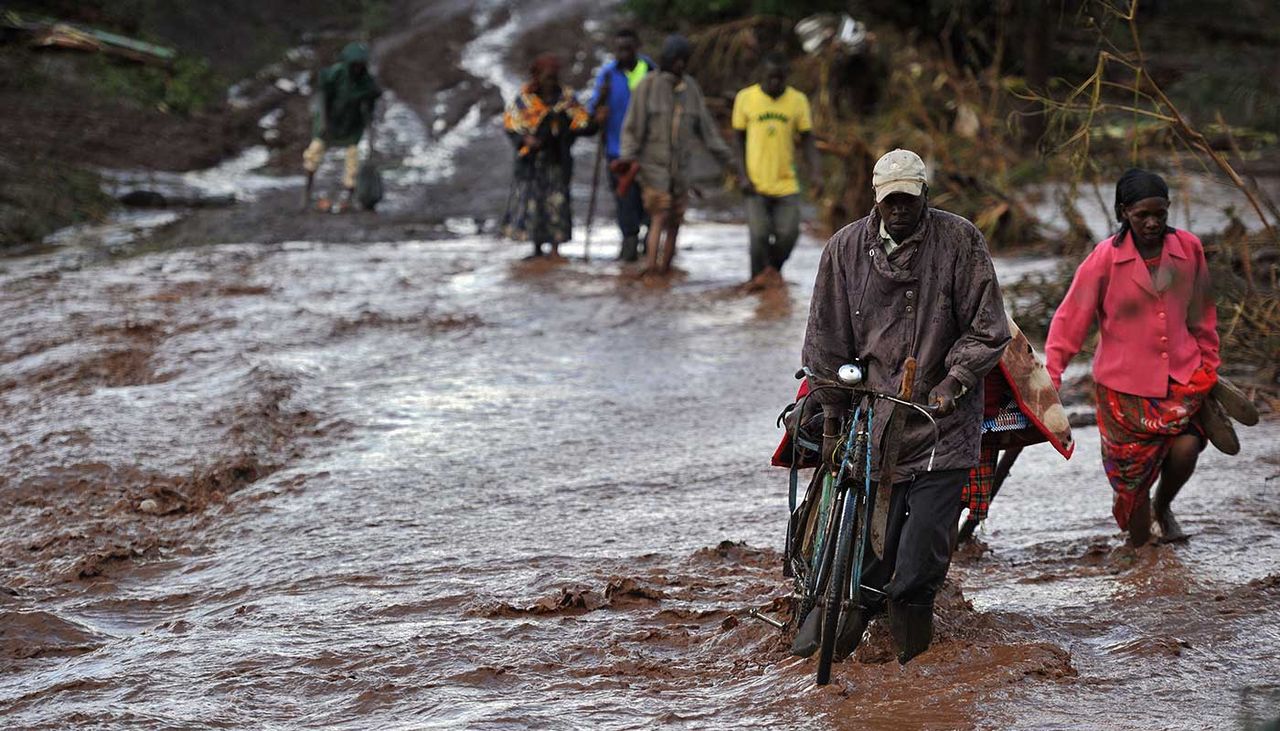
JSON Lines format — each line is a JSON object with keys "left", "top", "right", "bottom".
{"left": 588, "top": 29, "right": 653, "bottom": 262}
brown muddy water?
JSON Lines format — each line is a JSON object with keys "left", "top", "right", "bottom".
{"left": 1, "top": 226, "right": 1278, "bottom": 729}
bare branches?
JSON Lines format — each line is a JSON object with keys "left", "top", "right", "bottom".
{"left": 1030, "top": 0, "right": 1277, "bottom": 291}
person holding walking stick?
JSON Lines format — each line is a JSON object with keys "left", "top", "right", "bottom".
{"left": 588, "top": 29, "right": 654, "bottom": 262}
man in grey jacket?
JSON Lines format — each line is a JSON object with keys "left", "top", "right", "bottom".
{"left": 618, "top": 35, "right": 749, "bottom": 277}
{"left": 799, "top": 149, "right": 1010, "bottom": 664}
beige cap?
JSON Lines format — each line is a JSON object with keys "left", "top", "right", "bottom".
{"left": 872, "top": 149, "right": 927, "bottom": 202}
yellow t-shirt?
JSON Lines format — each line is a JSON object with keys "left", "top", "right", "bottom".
{"left": 731, "top": 84, "right": 813, "bottom": 197}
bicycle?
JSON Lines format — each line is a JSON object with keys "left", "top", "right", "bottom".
{"left": 764, "top": 362, "right": 940, "bottom": 686}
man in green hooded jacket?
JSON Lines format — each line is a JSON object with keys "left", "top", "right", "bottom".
{"left": 302, "top": 42, "right": 382, "bottom": 210}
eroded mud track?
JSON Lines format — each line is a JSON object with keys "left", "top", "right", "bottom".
{"left": 2, "top": 228, "right": 1278, "bottom": 728}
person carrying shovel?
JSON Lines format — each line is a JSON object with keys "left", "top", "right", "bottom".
{"left": 301, "top": 42, "right": 382, "bottom": 212}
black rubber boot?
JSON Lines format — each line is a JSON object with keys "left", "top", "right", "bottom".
{"left": 833, "top": 603, "right": 881, "bottom": 661}
{"left": 790, "top": 606, "right": 821, "bottom": 657}
{"left": 620, "top": 235, "right": 640, "bottom": 262}
{"left": 888, "top": 601, "right": 934, "bottom": 665}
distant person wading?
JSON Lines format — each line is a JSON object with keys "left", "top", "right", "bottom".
{"left": 732, "top": 53, "right": 822, "bottom": 290}
{"left": 502, "top": 53, "right": 598, "bottom": 259}
{"left": 616, "top": 34, "right": 749, "bottom": 278}
{"left": 302, "top": 43, "right": 382, "bottom": 212}
{"left": 588, "top": 29, "right": 655, "bottom": 262}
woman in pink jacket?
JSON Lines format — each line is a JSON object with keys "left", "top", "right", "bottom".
{"left": 1045, "top": 169, "right": 1220, "bottom": 547}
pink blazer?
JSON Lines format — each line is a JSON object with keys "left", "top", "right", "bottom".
{"left": 1045, "top": 229, "right": 1220, "bottom": 398}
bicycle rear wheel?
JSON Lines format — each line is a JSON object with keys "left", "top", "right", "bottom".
{"left": 816, "top": 483, "right": 857, "bottom": 685}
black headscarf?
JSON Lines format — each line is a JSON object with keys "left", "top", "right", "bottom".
{"left": 1113, "top": 167, "right": 1171, "bottom": 244}
{"left": 660, "top": 34, "right": 691, "bottom": 72}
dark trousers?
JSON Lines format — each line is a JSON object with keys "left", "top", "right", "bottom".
{"left": 745, "top": 193, "right": 801, "bottom": 276}
{"left": 608, "top": 163, "right": 647, "bottom": 259}
{"left": 860, "top": 468, "right": 967, "bottom": 606}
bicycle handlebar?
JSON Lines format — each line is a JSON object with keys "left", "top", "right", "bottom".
{"left": 798, "top": 365, "right": 939, "bottom": 410}
{"left": 797, "top": 365, "right": 943, "bottom": 471}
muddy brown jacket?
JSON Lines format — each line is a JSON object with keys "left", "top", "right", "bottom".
{"left": 619, "top": 71, "right": 733, "bottom": 195}
{"left": 802, "top": 207, "right": 1011, "bottom": 479}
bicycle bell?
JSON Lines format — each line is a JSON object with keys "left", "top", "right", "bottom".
{"left": 837, "top": 361, "right": 865, "bottom": 386}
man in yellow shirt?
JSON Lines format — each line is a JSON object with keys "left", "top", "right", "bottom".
{"left": 732, "top": 54, "right": 822, "bottom": 289}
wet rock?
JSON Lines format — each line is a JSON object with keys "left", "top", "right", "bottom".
{"left": 1247, "top": 574, "right": 1280, "bottom": 592}
{"left": 691, "top": 540, "right": 772, "bottom": 565}
{"left": 120, "top": 190, "right": 169, "bottom": 207}
{"left": 119, "top": 189, "right": 236, "bottom": 209}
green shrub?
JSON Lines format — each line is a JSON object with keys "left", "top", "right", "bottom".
{"left": 85, "top": 54, "right": 221, "bottom": 115}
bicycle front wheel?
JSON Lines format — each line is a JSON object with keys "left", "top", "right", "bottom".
{"left": 816, "top": 483, "right": 857, "bottom": 685}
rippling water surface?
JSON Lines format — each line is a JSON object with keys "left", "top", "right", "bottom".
{"left": 2, "top": 226, "right": 1278, "bottom": 729}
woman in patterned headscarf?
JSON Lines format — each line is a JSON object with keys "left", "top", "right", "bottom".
{"left": 1046, "top": 169, "right": 1221, "bottom": 546}
{"left": 502, "top": 53, "right": 597, "bottom": 258}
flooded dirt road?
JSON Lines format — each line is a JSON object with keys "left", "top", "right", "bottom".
{"left": 2, "top": 224, "right": 1278, "bottom": 729}
{"left": 4, "top": 0, "right": 1280, "bottom": 724}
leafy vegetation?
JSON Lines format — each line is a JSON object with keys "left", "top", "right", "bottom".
{"left": 86, "top": 54, "right": 223, "bottom": 115}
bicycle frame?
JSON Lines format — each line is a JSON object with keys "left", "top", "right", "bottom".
{"left": 765, "top": 366, "right": 943, "bottom": 684}
{"left": 843, "top": 398, "right": 877, "bottom": 616}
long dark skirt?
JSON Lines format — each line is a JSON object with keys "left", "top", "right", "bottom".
{"left": 503, "top": 156, "right": 572, "bottom": 245}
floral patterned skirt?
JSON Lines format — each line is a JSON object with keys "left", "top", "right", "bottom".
{"left": 503, "top": 157, "right": 572, "bottom": 245}
{"left": 1094, "top": 364, "right": 1215, "bottom": 529}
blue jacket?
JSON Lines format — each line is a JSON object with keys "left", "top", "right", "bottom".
{"left": 588, "top": 55, "right": 655, "bottom": 160}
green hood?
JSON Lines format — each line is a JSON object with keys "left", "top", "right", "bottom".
{"left": 339, "top": 42, "right": 370, "bottom": 66}
{"left": 314, "top": 42, "right": 382, "bottom": 145}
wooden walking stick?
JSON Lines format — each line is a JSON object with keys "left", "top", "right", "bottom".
{"left": 583, "top": 74, "right": 612, "bottom": 262}
{"left": 585, "top": 136, "right": 605, "bottom": 262}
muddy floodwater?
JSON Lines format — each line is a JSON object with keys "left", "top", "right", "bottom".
{"left": 2, "top": 225, "right": 1278, "bottom": 729}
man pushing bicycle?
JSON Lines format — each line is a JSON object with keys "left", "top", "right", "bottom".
{"left": 798, "top": 149, "right": 1010, "bottom": 665}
